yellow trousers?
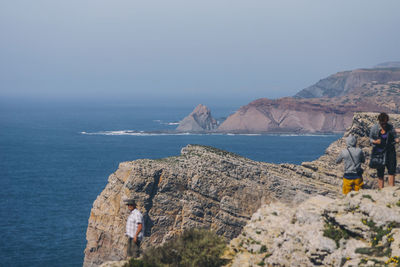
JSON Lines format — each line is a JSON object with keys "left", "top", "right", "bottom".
{"left": 343, "top": 177, "right": 363, "bottom": 195}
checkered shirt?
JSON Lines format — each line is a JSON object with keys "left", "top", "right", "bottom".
{"left": 126, "top": 209, "right": 144, "bottom": 240}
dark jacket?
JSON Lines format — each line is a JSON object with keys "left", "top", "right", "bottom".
{"left": 369, "top": 123, "right": 398, "bottom": 152}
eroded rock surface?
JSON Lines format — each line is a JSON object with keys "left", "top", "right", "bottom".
{"left": 225, "top": 187, "right": 400, "bottom": 267}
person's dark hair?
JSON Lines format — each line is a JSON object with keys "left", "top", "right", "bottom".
{"left": 378, "top": 112, "right": 389, "bottom": 123}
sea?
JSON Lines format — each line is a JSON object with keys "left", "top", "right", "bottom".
{"left": 0, "top": 102, "right": 341, "bottom": 267}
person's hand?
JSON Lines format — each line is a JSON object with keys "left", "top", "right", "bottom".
{"left": 373, "top": 139, "right": 381, "bottom": 145}
{"left": 395, "top": 138, "right": 400, "bottom": 143}
{"left": 134, "top": 236, "right": 138, "bottom": 244}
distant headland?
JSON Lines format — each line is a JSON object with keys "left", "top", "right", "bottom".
{"left": 178, "top": 63, "right": 400, "bottom": 134}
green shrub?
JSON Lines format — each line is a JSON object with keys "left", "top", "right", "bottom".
{"left": 355, "top": 246, "right": 391, "bottom": 257}
{"left": 362, "top": 194, "right": 375, "bottom": 202}
{"left": 124, "top": 258, "right": 153, "bottom": 267}
{"left": 323, "top": 222, "right": 350, "bottom": 248}
{"left": 259, "top": 245, "right": 267, "bottom": 253}
{"left": 361, "top": 219, "right": 399, "bottom": 247}
{"left": 131, "top": 228, "right": 227, "bottom": 267}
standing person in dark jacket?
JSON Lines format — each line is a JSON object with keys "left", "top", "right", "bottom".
{"left": 370, "top": 113, "right": 399, "bottom": 189}
{"left": 336, "top": 135, "right": 365, "bottom": 194}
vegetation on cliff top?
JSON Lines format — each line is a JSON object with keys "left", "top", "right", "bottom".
{"left": 124, "top": 228, "right": 227, "bottom": 267}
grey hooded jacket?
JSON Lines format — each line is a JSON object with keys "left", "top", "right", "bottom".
{"left": 336, "top": 135, "right": 365, "bottom": 175}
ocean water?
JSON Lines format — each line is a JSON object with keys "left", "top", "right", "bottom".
{"left": 0, "top": 103, "right": 341, "bottom": 267}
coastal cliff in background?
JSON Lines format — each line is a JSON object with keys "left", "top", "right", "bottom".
{"left": 218, "top": 67, "right": 400, "bottom": 133}
{"left": 375, "top": 61, "right": 400, "bottom": 69}
{"left": 84, "top": 112, "right": 400, "bottom": 266}
{"left": 176, "top": 104, "right": 218, "bottom": 132}
{"left": 295, "top": 67, "right": 400, "bottom": 98}
{"left": 217, "top": 97, "right": 354, "bottom": 133}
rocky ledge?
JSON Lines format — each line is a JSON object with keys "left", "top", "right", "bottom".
{"left": 225, "top": 187, "right": 400, "bottom": 267}
{"left": 84, "top": 112, "right": 400, "bottom": 267}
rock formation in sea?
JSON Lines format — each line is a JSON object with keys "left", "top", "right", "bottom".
{"left": 84, "top": 112, "right": 400, "bottom": 267}
{"left": 217, "top": 80, "right": 400, "bottom": 133}
{"left": 295, "top": 67, "right": 400, "bottom": 98}
{"left": 176, "top": 104, "right": 218, "bottom": 132}
{"left": 225, "top": 187, "right": 400, "bottom": 266}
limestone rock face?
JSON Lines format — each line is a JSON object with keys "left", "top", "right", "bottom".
{"left": 83, "top": 146, "right": 342, "bottom": 267}
{"left": 225, "top": 187, "right": 400, "bottom": 267}
{"left": 176, "top": 104, "right": 218, "bottom": 132}
{"left": 295, "top": 68, "right": 400, "bottom": 98}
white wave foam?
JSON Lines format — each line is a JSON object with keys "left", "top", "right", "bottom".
{"left": 80, "top": 130, "right": 337, "bottom": 137}
{"left": 269, "top": 133, "right": 337, "bottom": 137}
{"left": 81, "top": 130, "right": 202, "bottom": 136}
{"left": 153, "top": 119, "right": 180, "bottom": 126}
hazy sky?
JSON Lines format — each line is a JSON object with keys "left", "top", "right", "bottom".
{"left": 1, "top": 0, "right": 399, "bottom": 106}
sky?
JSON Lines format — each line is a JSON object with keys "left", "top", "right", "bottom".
{"left": 1, "top": 0, "right": 400, "bottom": 107}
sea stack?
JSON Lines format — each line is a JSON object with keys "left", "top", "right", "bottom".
{"left": 176, "top": 104, "right": 218, "bottom": 132}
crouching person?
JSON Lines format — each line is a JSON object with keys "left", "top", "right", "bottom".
{"left": 336, "top": 135, "right": 365, "bottom": 194}
{"left": 124, "top": 199, "right": 144, "bottom": 258}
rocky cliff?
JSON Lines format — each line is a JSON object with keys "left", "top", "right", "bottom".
{"left": 84, "top": 113, "right": 400, "bottom": 267}
{"left": 217, "top": 98, "right": 355, "bottom": 133}
{"left": 218, "top": 81, "right": 400, "bottom": 133}
{"left": 295, "top": 68, "right": 400, "bottom": 98}
{"left": 225, "top": 187, "right": 400, "bottom": 267}
{"left": 176, "top": 104, "right": 218, "bottom": 132}
{"left": 83, "top": 144, "right": 340, "bottom": 266}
